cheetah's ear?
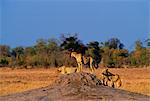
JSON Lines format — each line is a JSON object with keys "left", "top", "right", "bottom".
{"left": 75, "top": 68, "right": 77, "bottom": 72}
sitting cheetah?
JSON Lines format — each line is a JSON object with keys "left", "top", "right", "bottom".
{"left": 57, "top": 66, "right": 77, "bottom": 74}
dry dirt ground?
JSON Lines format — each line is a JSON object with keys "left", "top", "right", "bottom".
{"left": 0, "top": 67, "right": 150, "bottom": 101}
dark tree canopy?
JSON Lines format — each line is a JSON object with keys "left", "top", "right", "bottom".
{"left": 60, "top": 34, "right": 85, "bottom": 53}
{"left": 87, "top": 41, "right": 101, "bottom": 68}
{"left": 146, "top": 39, "right": 150, "bottom": 47}
{"left": 103, "top": 38, "right": 124, "bottom": 49}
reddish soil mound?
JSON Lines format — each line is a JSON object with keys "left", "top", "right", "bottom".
{"left": 0, "top": 72, "right": 149, "bottom": 101}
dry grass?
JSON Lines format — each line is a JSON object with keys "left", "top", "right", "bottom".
{"left": 0, "top": 67, "right": 150, "bottom": 96}
{"left": 0, "top": 68, "right": 59, "bottom": 96}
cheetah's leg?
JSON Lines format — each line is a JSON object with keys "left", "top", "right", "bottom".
{"left": 89, "top": 57, "right": 94, "bottom": 73}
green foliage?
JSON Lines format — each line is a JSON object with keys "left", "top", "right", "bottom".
{"left": 24, "top": 47, "right": 36, "bottom": 56}
{"left": 130, "top": 48, "right": 150, "bottom": 67}
{"left": 0, "top": 35, "right": 149, "bottom": 68}
{"left": 129, "top": 40, "right": 150, "bottom": 67}
{"left": 48, "top": 39, "right": 59, "bottom": 52}
{"left": 135, "top": 40, "right": 143, "bottom": 51}
{"left": 102, "top": 38, "right": 124, "bottom": 49}
{"left": 11, "top": 46, "right": 25, "bottom": 66}
{"left": 101, "top": 38, "right": 128, "bottom": 68}
{"left": 140, "top": 49, "right": 150, "bottom": 65}
{"left": 0, "top": 45, "right": 10, "bottom": 57}
{"left": 0, "top": 58, "right": 9, "bottom": 66}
